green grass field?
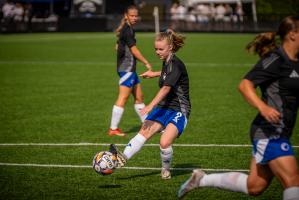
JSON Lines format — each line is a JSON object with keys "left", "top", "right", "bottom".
{"left": 0, "top": 32, "right": 298, "bottom": 200}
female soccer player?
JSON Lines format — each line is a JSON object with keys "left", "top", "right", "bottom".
{"left": 110, "top": 29, "right": 191, "bottom": 179}
{"left": 108, "top": 5, "right": 152, "bottom": 136}
{"left": 178, "top": 16, "right": 299, "bottom": 199}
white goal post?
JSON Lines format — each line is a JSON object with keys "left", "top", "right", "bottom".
{"left": 153, "top": 6, "right": 160, "bottom": 34}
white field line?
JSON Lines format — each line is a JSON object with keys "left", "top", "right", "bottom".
{"left": 0, "top": 143, "right": 252, "bottom": 147}
{"left": 0, "top": 60, "right": 253, "bottom": 67}
{"left": 0, "top": 143, "right": 298, "bottom": 148}
{"left": 0, "top": 162, "right": 249, "bottom": 172}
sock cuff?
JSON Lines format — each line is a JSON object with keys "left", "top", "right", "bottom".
{"left": 134, "top": 103, "right": 145, "bottom": 109}
{"left": 283, "top": 187, "right": 299, "bottom": 200}
{"left": 113, "top": 105, "right": 124, "bottom": 113}
{"left": 160, "top": 146, "right": 173, "bottom": 154}
{"left": 135, "top": 133, "right": 147, "bottom": 143}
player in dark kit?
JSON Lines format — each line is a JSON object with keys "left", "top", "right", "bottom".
{"left": 178, "top": 16, "right": 299, "bottom": 199}
{"left": 108, "top": 5, "right": 152, "bottom": 137}
{"left": 111, "top": 29, "right": 191, "bottom": 179}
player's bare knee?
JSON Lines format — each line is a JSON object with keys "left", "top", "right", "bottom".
{"left": 159, "top": 141, "right": 171, "bottom": 149}
{"left": 247, "top": 180, "right": 266, "bottom": 196}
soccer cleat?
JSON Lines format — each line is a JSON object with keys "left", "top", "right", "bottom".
{"left": 177, "top": 169, "right": 206, "bottom": 199}
{"left": 161, "top": 168, "right": 171, "bottom": 179}
{"left": 108, "top": 128, "right": 126, "bottom": 137}
{"left": 109, "top": 144, "right": 127, "bottom": 168}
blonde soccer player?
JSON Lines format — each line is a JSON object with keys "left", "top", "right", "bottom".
{"left": 110, "top": 29, "right": 191, "bottom": 179}
{"left": 108, "top": 5, "right": 152, "bottom": 136}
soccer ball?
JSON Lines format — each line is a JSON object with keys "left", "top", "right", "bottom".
{"left": 92, "top": 151, "right": 117, "bottom": 175}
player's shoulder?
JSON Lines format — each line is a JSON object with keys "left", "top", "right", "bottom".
{"left": 172, "top": 54, "right": 186, "bottom": 69}
{"left": 120, "top": 23, "right": 131, "bottom": 35}
{"left": 258, "top": 48, "right": 286, "bottom": 69}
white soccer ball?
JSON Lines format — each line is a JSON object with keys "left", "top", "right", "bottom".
{"left": 92, "top": 151, "right": 117, "bottom": 175}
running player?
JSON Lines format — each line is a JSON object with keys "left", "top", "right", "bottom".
{"left": 110, "top": 29, "right": 191, "bottom": 179}
{"left": 108, "top": 5, "right": 152, "bottom": 136}
{"left": 178, "top": 16, "right": 299, "bottom": 199}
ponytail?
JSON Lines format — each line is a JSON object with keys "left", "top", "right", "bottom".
{"left": 245, "top": 32, "right": 277, "bottom": 57}
{"left": 156, "top": 29, "right": 185, "bottom": 52}
{"left": 115, "top": 18, "right": 127, "bottom": 37}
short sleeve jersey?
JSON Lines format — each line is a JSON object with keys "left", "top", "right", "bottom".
{"left": 158, "top": 54, "right": 191, "bottom": 118}
{"left": 117, "top": 23, "right": 136, "bottom": 72}
{"left": 244, "top": 47, "right": 299, "bottom": 140}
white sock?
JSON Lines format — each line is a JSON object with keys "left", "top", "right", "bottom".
{"left": 134, "top": 103, "right": 147, "bottom": 122}
{"left": 200, "top": 172, "right": 248, "bottom": 194}
{"left": 123, "top": 133, "right": 146, "bottom": 159}
{"left": 160, "top": 146, "right": 173, "bottom": 170}
{"left": 283, "top": 187, "right": 299, "bottom": 200}
{"left": 110, "top": 105, "right": 124, "bottom": 130}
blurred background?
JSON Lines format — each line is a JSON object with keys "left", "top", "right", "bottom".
{"left": 1, "top": 0, "right": 299, "bottom": 33}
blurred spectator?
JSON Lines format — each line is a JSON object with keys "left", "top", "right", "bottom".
{"left": 224, "top": 4, "right": 232, "bottom": 22}
{"left": 186, "top": 6, "right": 196, "bottom": 30}
{"left": 24, "top": 3, "right": 33, "bottom": 30}
{"left": 196, "top": 3, "right": 210, "bottom": 23}
{"left": 176, "top": 3, "right": 186, "bottom": 30}
{"left": 170, "top": 2, "right": 178, "bottom": 29}
{"left": 215, "top": 4, "right": 225, "bottom": 22}
{"left": 233, "top": 3, "right": 244, "bottom": 22}
{"left": 2, "top": 0, "right": 14, "bottom": 20}
{"left": 13, "top": 3, "right": 24, "bottom": 22}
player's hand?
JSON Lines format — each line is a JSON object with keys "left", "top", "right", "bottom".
{"left": 140, "top": 70, "right": 155, "bottom": 78}
{"left": 140, "top": 105, "right": 153, "bottom": 116}
{"left": 259, "top": 105, "right": 281, "bottom": 124}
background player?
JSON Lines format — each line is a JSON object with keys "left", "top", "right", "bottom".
{"left": 108, "top": 5, "right": 152, "bottom": 136}
{"left": 111, "top": 29, "right": 191, "bottom": 179}
{"left": 178, "top": 16, "right": 299, "bottom": 200}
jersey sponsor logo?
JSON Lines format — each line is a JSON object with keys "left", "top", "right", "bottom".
{"left": 289, "top": 70, "right": 299, "bottom": 78}
{"left": 281, "top": 142, "right": 290, "bottom": 151}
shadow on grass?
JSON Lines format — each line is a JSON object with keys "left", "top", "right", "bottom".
{"left": 125, "top": 125, "right": 141, "bottom": 134}
{"left": 98, "top": 184, "right": 122, "bottom": 189}
{"left": 117, "top": 171, "right": 160, "bottom": 180}
{"left": 171, "top": 163, "right": 200, "bottom": 177}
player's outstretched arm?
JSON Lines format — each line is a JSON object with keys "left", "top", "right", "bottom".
{"left": 140, "top": 70, "right": 161, "bottom": 78}
{"left": 140, "top": 86, "right": 171, "bottom": 116}
{"left": 130, "top": 46, "right": 152, "bottom": 70}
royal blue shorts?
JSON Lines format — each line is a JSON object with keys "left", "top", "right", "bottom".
{"left": 118, "top": 72, "right": 140, "bottom": 88}
{"left": 146, "top": 107, "right": 188, "bottom": 136}
{"left": 252, "top": 137, "right": 295, "bottom": 164}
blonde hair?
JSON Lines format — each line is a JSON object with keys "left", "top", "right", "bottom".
{"left": 246, "top": 16, "right": 299, "bottom": 57}
{"left": 155, "top": 29, "right": 185, "bottom": 52}
{"left": 115, "top": 5, "right": 138, "bottom": 38}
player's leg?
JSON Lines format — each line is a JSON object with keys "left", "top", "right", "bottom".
{"left": 159, "top": 123, "right": 178, "bottom": 179}
{"left": 160, "top": 110, "right": 187, "bottom": 179}
{"left": 178, "top": 157, "right": 273, "bottom": 198}
{"left": 123, "top": 120, "right": 162, "bottom": 159}
{"left": 111, "top": 120, "right": 163, "bottom": 167}
{"left": 132, "top": 76, "right": 147, "bottom": 123}
{"left": 268, "top": 156, "right": 299, "bottom": 200}
{"left": 109, "top": 85, "right": 132, "bottom": 136}
{"left": 246, "top": 158, "right": 273, "bottom": 195}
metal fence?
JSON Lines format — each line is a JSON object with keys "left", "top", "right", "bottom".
{"left": 0, "top": 13, "right": 282, "bottom": 33}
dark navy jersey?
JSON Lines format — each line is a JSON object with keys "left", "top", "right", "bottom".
{"left": 158, "top": 54, "right": 191, "bottom": 118}
{"left": 244, "top": 47, "right": 299, "bottom": 140}
{"left": 117, "top": 23, "right": 136, "bottom": 72}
